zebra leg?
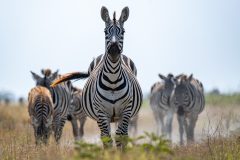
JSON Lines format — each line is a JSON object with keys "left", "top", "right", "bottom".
{"left": 177, "top": 113, "right": 185, "bottom": 145}
{"left": 43, "top": 134, "right": 50, "bottom": 145}
{"left": 159, "top": 111, "right": 166, "bottom": 137}
{"left": 43, "top": 129, "right": 52, "bottom": 145}
{"left": 129, "top": 115, "right": 138, "bottom": 137}
{"left": 79, "top": 116, "right": 87, "bottom": 139}
{"left": 128, "top": 119, "right": 134, "bottom": 136}
{"left": 34, "top": 130, "right": 41, "bottom": 145}
{"left": 70, "top": 118, "right": 80, "bottom": 141}
{"left": 153, "top": 108, "right": 163, "bottom": 136}
{"left": 165, "top": 110, "right": 174, "bottom": 141}
{"left": 97, "top": 110, "right": 112, "bottom": 148}
{"left": 187, "top": 114, "right": 198, "bottom": 144}
{"left": 115, "top": 109, "right": 131, "bottom": 150}
{"left": 54, "top": 118, "right": 67, "bottom": 144}
{"left": 184, "top": 116, "right": 190, "bottom": 145}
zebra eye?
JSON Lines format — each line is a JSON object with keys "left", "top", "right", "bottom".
{"left": 122, "top": 30, "right": 125, "bottom": 34}
{"left": 104, "top": 30, "right": 108, "bottom": 34}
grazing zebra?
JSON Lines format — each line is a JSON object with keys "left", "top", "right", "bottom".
{"left": 31, "top": 69, "right": 73, "bottom": 143}
{"left": 28, "top": 86, "right": 54, "bottom": 145}
{"left": 150, "top": 73, "right": 177, "bottom": 140}
{"left": 170, "top": 74, "right": 205, "bottom": 145}
{"left": 51, "top": 6, "right": 143, "bottom": 148}
{"left": 67, "top": 87, "right": 87, "bottom": 141}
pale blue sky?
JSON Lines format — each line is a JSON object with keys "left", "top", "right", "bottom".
{"left": 0, "top": 0, "right": 240, "bottom": 98}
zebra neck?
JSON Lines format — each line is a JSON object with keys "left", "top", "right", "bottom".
{"left": 102, "top": 54, "right": 123, "bottom": 83}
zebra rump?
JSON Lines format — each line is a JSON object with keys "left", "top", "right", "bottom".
{"left": 28, "top": 86, "right": 54, "bottom": 145}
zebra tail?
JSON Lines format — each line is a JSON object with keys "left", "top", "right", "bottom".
{"left": 51, "top": 72, "right": 89, "bottom": 87}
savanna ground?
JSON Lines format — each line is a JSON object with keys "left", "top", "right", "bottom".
{"left": 0, "top": 94, "right": 240, "bottom": 160}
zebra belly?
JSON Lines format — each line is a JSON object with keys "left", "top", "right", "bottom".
{"left": 98, "top": 90, "right": 132, "bottom": 121}
{"left": 83, "top": 90, "right": 132, "bottom": 122}
{"left": 102, "top": 100, "right": 129, "bottom": 122}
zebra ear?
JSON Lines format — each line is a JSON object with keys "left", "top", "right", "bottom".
{"left": 50, "top": 70, "right": 59, "bottom": 81}
{"left": 41, "top": 69, "right": 45, "bottom": 75}
{"left": 158, "top": 74, "right": 167, "bottom": 80}
{"left": 188, "top": 74, "right": 193, "bottom": 81}
{"left": 31, "top": 71, "right": 41, "bottom": 82}
{"left": 119, "top": 7, "right": 129, "bottom": 25}
{"left": 101, "top": 6, "right": 111, "bottom": 24}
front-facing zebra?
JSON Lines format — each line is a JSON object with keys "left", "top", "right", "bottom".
{"left": 170, "top": 74, "right": 205, "bottom": 145}
{"left": 51, "top": 6, "right": 143, "bottom": 149}
{"left": 150, "top": 73, "right": 177, "bottom": 141}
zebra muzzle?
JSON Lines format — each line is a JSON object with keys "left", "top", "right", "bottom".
{"left": 177, "top": 106, "right": 185, "bottom": 116}
{"left": 109, "top": 43, "right": 121, "bottom": 55}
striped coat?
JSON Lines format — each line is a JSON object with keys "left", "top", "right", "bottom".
{"left": 51, "top": 6, "right": 142, "bottom": 149}
{"left": 170, "top": 74, "right": 205, "bottom": 145}
{"left": 150, "top": 74, "right": 176, "bottom": 140}
{"left": 81, "top": 54, "right": 142, "bottom": 144}
{"left": 31, "top": 69, "right": 73, "bottom": 143}
{"left": 28, "top": 86, "right": 54, "bottom": 145}
{"left": 68, "top": 87, "right": 87, "bottom": 140}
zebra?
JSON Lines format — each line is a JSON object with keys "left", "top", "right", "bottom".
{"left": 51, "top": 6, "right": 143, "bottom": 149}
{"left": 170, "top": 74, "right": 205, "bottom": 145}
{"left": 31, "top": 69, "right": 73, "bottom": 143}
{"left": 149, "top": 73, "right": 177, "bottom": 141}
{"left": 28, "top": 86, "right": 54, "bottom": 145}
{"left": 67, "top": 86, "right": 87, "bottom": 141}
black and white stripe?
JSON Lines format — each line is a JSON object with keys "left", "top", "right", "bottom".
{"left": 28, "top": 86, "right": 54, "bottom": 145}
{"left": 170, "top": 74, "right": 205, "bottom": 145}
{"left": 84, "top": 6, "right": 143, "bottom": 148}
{"left": 31, "top": 69, "right": 73, "bottom": 143}
{"left": 68, "top": 87, "right": 87, "bottom": 141}
{"left": 149, "top": 73, "right": 176, "bottom": 140}
{"left": 51, "top": 6, "right": 142, "bottom": 149}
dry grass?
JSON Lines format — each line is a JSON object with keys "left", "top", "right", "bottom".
{"left": 1, "top": 102, "right": 240, "bottom": 160}
{"left": 0, "top": 105, "right": 74, "bottom": 160}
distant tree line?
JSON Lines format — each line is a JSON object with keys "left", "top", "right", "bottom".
{"left": 0, "top": 90, "right": 26, "bottom": 106}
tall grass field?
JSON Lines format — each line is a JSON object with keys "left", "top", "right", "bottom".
{"left": 0, "top": 94, "right": 240, "bottom": 160}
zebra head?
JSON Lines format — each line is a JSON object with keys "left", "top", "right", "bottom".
{"left": 101, "top": 6, "right": 129, "bottom": 62}
{"left": 31, "top": 69, "right": 59, "bottom": 90}
{"left": 158, "top": 73, "right": 177, "bottom": 92}
{"left": 172, "top": 74, "right": 193, "bottom": 111}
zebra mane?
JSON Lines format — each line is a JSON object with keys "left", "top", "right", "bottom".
{"left": 113, "top": 11, "right": 116, "bottom": 24}
{"left": 41, "top": 69, "right": 52, "bottom": 77}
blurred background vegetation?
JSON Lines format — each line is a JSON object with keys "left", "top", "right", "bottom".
{"left": 1, "top": 88, "right": 240, "bottom": 107}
